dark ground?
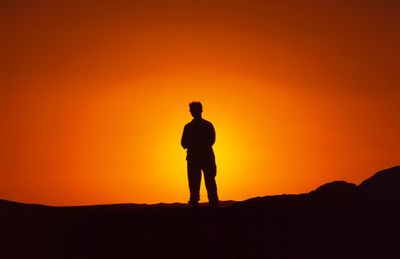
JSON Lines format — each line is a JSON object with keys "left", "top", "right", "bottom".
{"left": 1, "top": 166, "right": 399, "bottom": 259}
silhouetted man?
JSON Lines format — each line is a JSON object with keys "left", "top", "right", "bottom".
{"left": 181, "top": 102, "right": 219, "bottom": 208}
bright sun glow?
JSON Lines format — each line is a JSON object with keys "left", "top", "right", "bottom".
{"left": 143, "top": 76, "right": 257, "bottom": 203}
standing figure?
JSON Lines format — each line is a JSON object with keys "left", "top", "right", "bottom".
{"left": 181, "top": 102, "right": 219, "bottom": 208}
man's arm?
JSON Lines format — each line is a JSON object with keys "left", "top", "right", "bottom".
{"left": 210, "top": 123, "right": 216, "bottom": 146}
{"left": 181, "top": 126, "right": 188, "bottom": 149}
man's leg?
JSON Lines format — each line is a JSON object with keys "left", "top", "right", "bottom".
{"left": 187, "top": 161, "right": 201, "bottom": 208}
{"left": 203, "top": 161, "right": 219, "bottom": 207}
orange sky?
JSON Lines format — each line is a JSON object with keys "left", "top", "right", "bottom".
{"left": 0, "top": 1, "right": 399, "bottom": 205}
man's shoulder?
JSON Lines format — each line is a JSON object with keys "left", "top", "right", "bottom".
{"left": 184, "top": 121, "right": 193, "bottom": 127}
{"left": 201, "top": 118, "right": 214, "bottom": 127}
{"left": 184, "top": 121, "right": 194, "bottom": 130}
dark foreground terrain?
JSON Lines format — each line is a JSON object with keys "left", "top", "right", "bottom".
{"left": 1, "top": 166, "right": 399, "bottom": 259}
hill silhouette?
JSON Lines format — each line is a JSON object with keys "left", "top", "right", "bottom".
{"left": 1, "top": 166, "right": 399, "bottom": 259}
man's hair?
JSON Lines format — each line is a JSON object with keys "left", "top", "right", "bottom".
{"left": 189, "top": 101, "right": 203, "bottom": 112}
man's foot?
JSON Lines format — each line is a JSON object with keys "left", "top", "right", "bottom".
{"left": 188, "top": 200, "right": 198, "bottom": 208}
{"left": 209, "top": 201, "right": 219, "bottom": 208}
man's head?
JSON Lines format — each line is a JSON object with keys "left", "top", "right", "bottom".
{"left": 189, "top": 101, "right": 203, "bottom": 118}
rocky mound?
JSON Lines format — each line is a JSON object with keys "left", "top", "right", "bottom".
{"left": 358, "top": 166, "right": 400, "bottom": 202}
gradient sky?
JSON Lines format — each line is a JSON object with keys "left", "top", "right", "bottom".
{"left": 1, "top": 0, "right": 399, "bottom": 205}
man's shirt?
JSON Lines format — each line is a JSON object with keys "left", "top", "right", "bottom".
{"left": 181, "top": 118, "right": 215, "bottom": 162}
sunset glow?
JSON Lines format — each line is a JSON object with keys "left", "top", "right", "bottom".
{"left": 1, "top": 1, "right": 399, "bottom": 205}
